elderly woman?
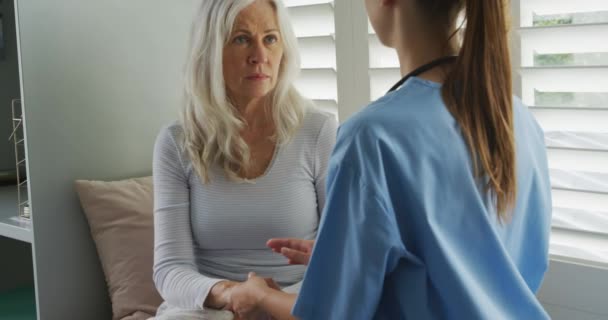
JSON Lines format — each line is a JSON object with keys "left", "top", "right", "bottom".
{"left": 151, "top": 0, "right": 337, "bottom": 319}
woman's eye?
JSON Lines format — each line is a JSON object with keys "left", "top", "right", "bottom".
{"left": 264, "top": 35, "right": 278, "bottom": 44}
{"left": 233, "top": 35, "right": 249, "bottom": 45}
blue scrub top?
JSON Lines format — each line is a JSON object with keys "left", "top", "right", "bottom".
{"left": 293, "top": 77, "right": 552, "bottom": 319}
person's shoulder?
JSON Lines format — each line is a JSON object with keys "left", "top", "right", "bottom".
{"left": 512, "top": 96, "right": 545, "bottom": 139}
{"left": 338, "top": 91, "right": 428, "bottom": 143}
{"left": 155, "top": 120, "right": 184, "bottom": 150}
{"left": 302, "top": 106, "right": 338, "bottom": 130}
{"left": 334, "top": 82, "right": 449, "bottom": 165}
{"left": 298, "top": 106, "right": 338, "bottom": 142}
{"left": 333, "top": 102, "right": 394, "bottom": 159}
{"left": 512, "top": 96, "right": 535, "bottom": 123}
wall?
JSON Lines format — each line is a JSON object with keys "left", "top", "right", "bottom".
{"left": 539, "top": 260, "right": 608, "bottom": 320}
{"left": 0, "top": 0, "right": 20, "bottom": 171}
{"left": 15, "top": 0, "right": 198, "bottom": 318}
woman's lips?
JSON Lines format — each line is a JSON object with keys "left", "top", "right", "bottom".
{"left": 246, "top": 74, "right": 270, "bottom": 81}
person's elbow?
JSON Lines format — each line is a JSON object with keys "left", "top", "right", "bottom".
{"left": 152, "top": 259, "right": 170, "bottom": 297}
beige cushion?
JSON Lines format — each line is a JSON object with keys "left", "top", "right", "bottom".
{"left": 75, "top": 176, "right": 163, "bottom": 320}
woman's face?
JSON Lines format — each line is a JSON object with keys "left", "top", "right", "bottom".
{"left": 223, "top": 0, "right": 284, "bottom": 106}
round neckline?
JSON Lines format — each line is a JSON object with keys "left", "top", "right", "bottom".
{"left": 409, "top": 76, "right": 442, "bottom": 88}
{"left": 387, "top": 76, "right": 443, "bottom": 98}
{"left": 237, "top": 143, "right": 280, "bottom": 183}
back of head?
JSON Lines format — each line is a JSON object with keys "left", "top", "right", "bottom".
{"left": 180, "top": 0, "right": 308, "bottom": 183}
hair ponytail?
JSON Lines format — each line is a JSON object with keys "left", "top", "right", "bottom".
{"left": 442, "top": 0, "right": 516, "bottom": 221}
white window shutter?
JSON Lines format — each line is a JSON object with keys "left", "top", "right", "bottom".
{"left": 518, "top": 0, "right": 608, "bottom": 264}
{"left": 284, "top": 0, "right": 338, "bottom": 118}
{"left": 368, "top": 31, "right": 401, "bottom": 101}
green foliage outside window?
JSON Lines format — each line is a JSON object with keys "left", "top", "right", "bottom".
{"left": 533, "top": 16, "right": 573, "bottom": 26}
{"left": 534, "top": 53, "right": 574, "bottom": 66}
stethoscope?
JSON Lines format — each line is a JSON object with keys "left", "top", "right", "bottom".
{"left": 386, "top": 56, "right": 458, "bottom": 94}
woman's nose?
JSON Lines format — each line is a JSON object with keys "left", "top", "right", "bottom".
{"left": 247, "top": 42, "right": 269, "bottom": 65}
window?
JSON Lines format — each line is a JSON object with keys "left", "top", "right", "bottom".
{"left": 284, "top": 0, "right": 338, "bottom": 118}
{"left": 517, "top": 0, "right": 608, "bottom": 265}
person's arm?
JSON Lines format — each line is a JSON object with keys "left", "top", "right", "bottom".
{"left": 258, "top": 289, "right": 298, "bottom": 320}
{"left": 152, "top": 126, "right": 235, "bottom": 310}
{"left": 312, "top": 115, "right": 338, "bottom": 217}
{"left": 292, "top": 125, "right": 408, "bottom": 320}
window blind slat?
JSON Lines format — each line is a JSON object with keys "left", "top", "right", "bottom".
{"left": 531, "top": 109, "right": 608, "bottom": 132}
{"left": 287, "top": 3, "right": 334, "bottom": 38}
{"left": 286, "top": 1, "right": 338, "bottom": 111}
{"left": 295, "top": 68, "right": 337, "bottom": 101}
{"left": 520, "top": 0, "right": 608, "bottom": 27}
{"left": 519, "top": 24, "right": 608, "bottom": 67}
{"left": 520, "top": 67, "right": 608, "bottom": 106}
{"left": 545, "top": 131, "right": 608, "bottom": 151}
{"left": 550, "top": 228, "right": 608, "bottom": 263}
{"left": 547, "top": 149, "right": 608, "bottom": 174}
{"left": 553, "top": 207, "right": 608, "bottom": 236}
{"left": 551, "top": 189, "right": 608, "bottom": 213}
{"left": 551, "top": 168, "right": 608, "bottom": 194}
{"left": 298, "top": 36, "right": 336, "bottom": 70}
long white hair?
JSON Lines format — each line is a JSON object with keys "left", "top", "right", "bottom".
{"left": 181, "top": 0, "right": 309, "bottom": 182}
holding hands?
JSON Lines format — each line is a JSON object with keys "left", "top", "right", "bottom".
{"left": 228, "top": 272, "right": 277, "bottom": 320}
{"left": 207, "top": 276, "right": 276, "bottom": 320}
{"left": 218, "top": 238, "right": 315, "bottom": 319}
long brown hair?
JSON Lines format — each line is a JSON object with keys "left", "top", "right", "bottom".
{"left": 424, "top": 0, "right": 516, "bottom": 221}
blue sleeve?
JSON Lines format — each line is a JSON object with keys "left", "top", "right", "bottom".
{"left": 292, "top": 133, "right": 407, "bottom": 319}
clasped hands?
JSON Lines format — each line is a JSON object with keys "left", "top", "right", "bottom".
{"left": 209, "top": 238, "right": 314, "bottom": 320}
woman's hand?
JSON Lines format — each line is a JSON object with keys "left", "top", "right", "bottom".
{"left": 267, "top": 238, "right": 315, "bottom": 265}
{"left": 205, "top": 280, "right": 240, "bottom": 309}
{"left": 228, "top": 272, "right": 277, "bottom": 319}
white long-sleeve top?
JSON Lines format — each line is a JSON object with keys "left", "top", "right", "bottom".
{"left": 152, "top": 108, "right": 337, "bottom": 310}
